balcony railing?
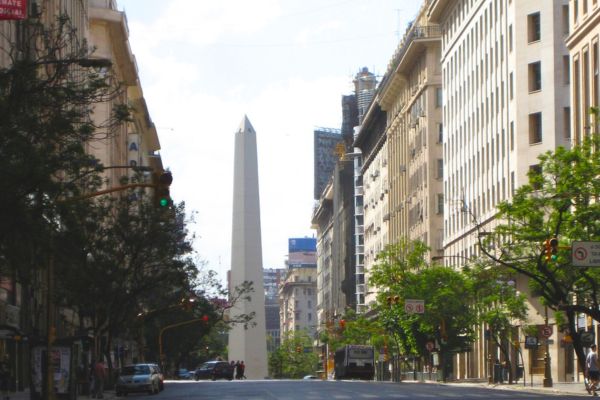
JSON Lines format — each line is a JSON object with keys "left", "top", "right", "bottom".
{"left": 381, "top": 24, "right": 442, "bottom": 89}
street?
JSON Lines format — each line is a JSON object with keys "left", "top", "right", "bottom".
{"left": 129, "top": 380, "right": 588, "bottom": 399}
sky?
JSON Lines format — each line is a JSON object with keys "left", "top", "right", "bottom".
{"left": 116, "top": 0, "right": 423, "bottom": 284}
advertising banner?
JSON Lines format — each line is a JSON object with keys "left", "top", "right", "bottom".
{"left": 0, "top": 0, "right": 27, "bottom": 20}
{"left": 31, "top": 346, "right": 72, "bottom": 395}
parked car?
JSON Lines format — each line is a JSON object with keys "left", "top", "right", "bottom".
{"left": 177, "top": 368, "right": 193, "bottom": 379}
{"left": 116, "top": 363, "right": 161, "bottom": 396}
{"left": 149, "top": 363, "right": 164, "bottom": 391}
{"left": 194, "top": 361, "right": 234, "bottom": 381}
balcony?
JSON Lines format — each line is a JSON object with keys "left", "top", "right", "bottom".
{"left": 379, "top": 24, "right": 441, "bottom": 108}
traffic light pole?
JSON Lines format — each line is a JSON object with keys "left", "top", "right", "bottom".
{"left": 59, "top": 183, "right": 157, "bottom": 202}
{"left": 47, "top": 169, "right": 171, "bottom": 397}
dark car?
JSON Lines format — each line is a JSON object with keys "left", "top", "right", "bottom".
{"left": 177, "top": 368, "right": 192, "bottom": 379}
{"left": 194, "top": 361, "right": 234, "bottom": 381}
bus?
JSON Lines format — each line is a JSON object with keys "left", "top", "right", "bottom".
{"left": 333, "top": 345, "right": 375, "bottom": 380}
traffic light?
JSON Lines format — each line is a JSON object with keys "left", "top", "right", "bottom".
{"left": 153, "top": 171, "right": 173, "bottom": 208}
{"left": 386, "top": 296, "right": 400, "bottom": 306}
{"left": 544, "top": 237, "right": 559, "bottom": 261}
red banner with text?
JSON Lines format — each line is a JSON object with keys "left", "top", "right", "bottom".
{"left": 0, "top": 0, "right": 27, "bottom": 20}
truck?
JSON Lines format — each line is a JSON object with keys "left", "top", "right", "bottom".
{"left": 333, "top": 345, "right": 375, "bottom": 380}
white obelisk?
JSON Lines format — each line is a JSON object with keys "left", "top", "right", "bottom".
{"left": 228, "top": 115, "right": 268, "bottom": 379}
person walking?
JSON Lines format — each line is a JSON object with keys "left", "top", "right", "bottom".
{"left": 586, "top": 344, "right": 600, "bottom": 396}
{"left": 239, "top": 361, "right": 246, "bottom": 379}
{"left": 91, "top": 357, "right": 106, "bottom": 399}
{"left": 234, "top": 361, "right": 241, "bottom": 380}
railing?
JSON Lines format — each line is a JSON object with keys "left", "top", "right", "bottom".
{"left": 380, "top": 25, "right": 442, "bottom": 90}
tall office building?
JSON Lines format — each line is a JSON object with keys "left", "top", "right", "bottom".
{"left": 429, "top": 0, "right": 570, "bottom": 381}
{"left": 279, "top": 238, "right": 317, "bottom": 339}
{"left": 314, "top": 128, "right": 343, "bottom": 200}
{"left": 354, "top": 67, "right": 378, "bottom": 124}
{"left": 349, "top": 68, "right": 376, "bottom": 313}
{"left": 228, "top": 116, "right": 268, "bottom": 379}
{"left": 264, "top": 268, "right": 285, "bottom": 352}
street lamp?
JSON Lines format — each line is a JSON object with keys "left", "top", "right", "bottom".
{"left": 159, "top": 316, "right": 210, "bottom": 368}
{"left": 543, "top": 306, "right": 553, "bottom": 387}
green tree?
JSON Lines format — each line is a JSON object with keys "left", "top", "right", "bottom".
{"left": 269, "top": 331, "right": 318, "bottom": 379}
{"left": 0, "top": 16, "right": 127, "bottom": 280}
{"left": 369, "top": 239, "right": 482, "bottom": 381}
{"left": 478, "top": 131, "right": 600, "bottom": 370}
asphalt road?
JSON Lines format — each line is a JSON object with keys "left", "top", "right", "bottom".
{"left": 133, "top": 379, "right": 588, "bottom": 399}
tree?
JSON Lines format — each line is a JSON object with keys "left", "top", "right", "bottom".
{"left": 467, "top": 260, "right": 528, "bottom": 383}
{"left": 367, "top": 239, "right": 526, "bottom": 381}
{"left": 368, "top": 239, "right": 479, "bottom": 381}
{"left": 478, "top": 131, "right": 600, "bottom": 371}
{"left": 0, "top": 15, "right": 128, "bottom": 281}
{"left": 268, "top": 331, "right": 318, "bottom": 379}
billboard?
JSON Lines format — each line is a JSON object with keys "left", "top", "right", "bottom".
{"left": 0, "top": 0, "right": 27, "bottom": 20}
{"left": 288, "top": 238, "right": 316, "bottom": 253}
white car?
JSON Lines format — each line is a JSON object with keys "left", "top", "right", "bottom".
{"left": 116, "top": 364, "right": 161, "bottom": 396}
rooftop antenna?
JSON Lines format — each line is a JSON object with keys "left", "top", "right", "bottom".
{"left": 395, "top": 9, "right": 403, "bottom": 42}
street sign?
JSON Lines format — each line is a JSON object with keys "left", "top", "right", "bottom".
{"left": 581, "top": 331, "right": 595, "bottom": 346}
{"left": 405, "top": 299, "right": 425, "bottom": 314}
{"left": 525, "top": 336, "right": 538, "bottom": 349}
{"left": 572, "top": 241, "right": 600, "bottom": 267}
{"left": 541, "top": 325, "right": 553, "bottom": 338}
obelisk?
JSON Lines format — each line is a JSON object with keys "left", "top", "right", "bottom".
{"left": 228, "top": 115, "right": 268, "bottom": 379}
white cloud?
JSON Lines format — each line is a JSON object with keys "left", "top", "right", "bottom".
{"left": 126, "top": 0, "right": 282, "bottom": 47}
{"left": 294, "top": 20, "right": 343, "bottom": 46}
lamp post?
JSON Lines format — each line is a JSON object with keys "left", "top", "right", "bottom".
{"left": 543, "top": 306, "right": 553, "bottom": 388}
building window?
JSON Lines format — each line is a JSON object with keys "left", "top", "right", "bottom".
{"left": 529, "top": 112, "right": 543, "bottom": 144}
{"left": 511, "top": 171, "right": 515, "bottom": 196}
{"left": 528, "top": 12, "right": 541, "bottom": 42}
{"left": 308, "top": 300, "right": 312, "bottom": 308}
{"left": 529, "top": 61, "right": 542, "bottom": 92}
{"left": 437, "top": 123, "right": 443, "bottom": 143}
{"left": 563, "top": 55, "right": 570, "bottom": 84}
{"left": 437, "top": 194, "right": 444, "bottom": 214}
{"left": 509, "top": 72, "right": 514, "bottom": 99}
{"left": 562, "top": 5, "right": 569, "bottom": 36}
{"left": 435, "top": 87, "right": 443, "bottom": 108}
{"left": 295, "top": 311, "right": 300, "bottom": 319}
{"left": 564, "top": 107, "right": 571, "bottom": 139}
{"left": 574, "top": 58, "right": 581, "bottom": 140}
{"left": 308, "top": 313, "right": 312, "bottom": 322}
{"left": 437, "top": 159, "right": 443, "bottom": 179}
{"left": 594, "top": 42, "right": 599, "bottom": 110}
{"left": 508, "top": 24, "right": 513, "bottom": 52}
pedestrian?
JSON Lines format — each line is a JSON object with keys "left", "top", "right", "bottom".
{"left": 235, "top": 361, "right": 241, "bottom": 380}
{"left": 91, "top": 357, "right": 106, "bottom": 399}
{"left": 586, "top": 344, "right": 600, "bottom": 396}
{"left": 0, "top": 359, "right": 9, "bottom": 400}
{"left": 239, "top": 360, "right": 246, "bottom": 379}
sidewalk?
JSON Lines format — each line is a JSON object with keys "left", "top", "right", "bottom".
{"left": 6, "top": 390, "right": 118, "bottom": 400}
{"left": 436, "top": 380, "right": 591, "bottom": 397}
